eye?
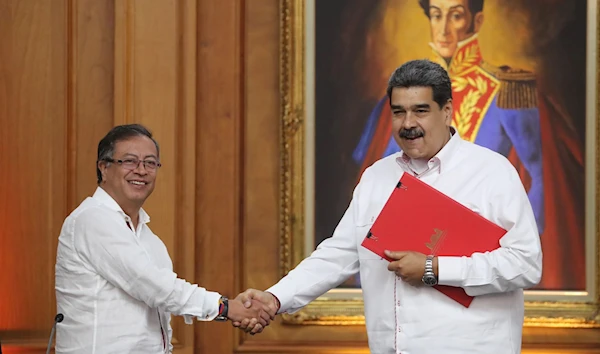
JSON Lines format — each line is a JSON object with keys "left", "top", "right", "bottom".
{"left": 451, "top": 12, "right": 464, "bottom": 21}
{"left": 145, "top": 160, "right": 157, "bottom": 168}
{"left": 123, "top": 159, "right": 137, "bottom": 164}
{"left": 429, "top": 11, "right": 442, "bottom": 20}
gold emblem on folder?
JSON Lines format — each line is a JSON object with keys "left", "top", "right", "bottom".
{"left": 426, "top": 228, "right": 447, "bottom": 253}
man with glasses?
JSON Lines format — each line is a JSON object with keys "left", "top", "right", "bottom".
{"left": 54, "top": 124, "right": 274, "bottom": 353}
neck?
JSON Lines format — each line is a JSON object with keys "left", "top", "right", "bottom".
{"left": 426, "top": 131, "right": 452, "bottom": 160}
{"left": 122, "top": 206, "right": 140, "bottom": 229}
{"left": 99, "top": 186, "right": 142, "bottom": 229}
{"left": 429, "top": 34, "right": 480, "bottom": 71}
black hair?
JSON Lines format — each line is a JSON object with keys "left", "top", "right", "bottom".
{"left": 418, "top": 0, "right": 484, "bottom": 17}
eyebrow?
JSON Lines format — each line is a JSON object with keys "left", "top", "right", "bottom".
{"left": 429, "top": 5, "right": 466, "bottom": 12}
{"left": 120, "top": 153, "right": 158, "bottom": 159}
{"left": 390, "top": 103, "right": 431, "bottom": 110}
{"left": 414, "top": 103, "right": 431, "bottom": 110}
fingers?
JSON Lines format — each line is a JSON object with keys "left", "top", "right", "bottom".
{"left": 257, "top": 308, "right": 271, "bottom": 323}
{"left": 244, "top": 318, "right": 259, "bottom": 333}
{"left": 257, "top": 316, "right": 268, "bottom": 327}
{"left": 250, "top": 323, "right": 263, "bottom": 335}
{"left": 250, "top": 299, "right": 275, "bottom": 321}
{"left": 231, "top": 290, "right": 281, "bottom": 335}
{"left": 384, "top": 250, "right": 407, "bottom": 260}
{"left": 264, "top": 298, "right": 278, "bottom": 319}
{"left": 236, "top": 288, "right": 258, "bottom": 308}
{"left": 237, "top": 318, "right": 251, "bottom": 330}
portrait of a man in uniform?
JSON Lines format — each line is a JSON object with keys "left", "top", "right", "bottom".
{"left": 354, "top": 0, "right": 543, "bottom": 233}
{"left": 313, "top": 0, "right": 586, "bottom": 290}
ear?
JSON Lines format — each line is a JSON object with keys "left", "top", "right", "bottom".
{"left": 443, "top": 99, "right": 453, "bottom": 125}
{"left": 473, "top": 12, "right": 484, "bottom": 33}
{"left": 98, "top": 161, "right": 108, "bottom": 183}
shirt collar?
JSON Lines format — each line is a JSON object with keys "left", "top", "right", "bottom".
{"left": 396, "top": 126, "right": 462, "bottom": 173}
{"left": 92, "top": 186, "right": 150, "bottom": 224}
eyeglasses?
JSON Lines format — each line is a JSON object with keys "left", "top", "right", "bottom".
{"left": 103, "top": 158, "right": 162, "bottom": 171}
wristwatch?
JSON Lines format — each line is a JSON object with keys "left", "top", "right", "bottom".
{"left": 422, "top": 255, "right": 438, "bottom": 286}
{"left": 214, "top": 296, "right": 229, "bottom": 321}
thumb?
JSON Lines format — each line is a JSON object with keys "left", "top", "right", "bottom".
{"left": 239, "top": 289, "right": 256, "bottom": 308}
{"left": 384, "top": 250, "right": 406, "bottom": 260}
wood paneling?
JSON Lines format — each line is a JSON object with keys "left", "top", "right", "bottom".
{"left": 194, "top": 0, "right": 243, "bottom": 352}
{"left": 0, "top": 0, "right": 68, "bottom": 340}
{"left": 113, "top": 0, "right": 198, "bottom": 350}
{"left": 71, "top": 0, "right": 115, "bottom": 206}
{"left": 0, "top": 0, "right": 598, "bottom": 353}
{"left": 0, "top": 0, "right": 114, "bottom": 351}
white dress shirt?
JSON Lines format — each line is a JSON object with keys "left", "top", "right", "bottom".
{"left": 268, "top": 129, "right": 542, "bottom": 354}
{"left": 55, "top": 187, "right": 221, "bottom": 354}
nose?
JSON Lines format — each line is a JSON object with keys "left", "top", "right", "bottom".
{"left": 133, "top": 161, "right": 148, "bottom": 175}
{"left": 402, "top": 112, "right": 418, "bottom": 129}
{"left": 438, "top": 13, "right": 450, "bottom": 36}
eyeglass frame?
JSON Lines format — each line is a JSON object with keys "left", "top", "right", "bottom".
{"left": 101, "top": 157, "right": 162, "bottom": 171}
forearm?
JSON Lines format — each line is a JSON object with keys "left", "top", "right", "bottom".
{"left": 158, "top": 282, "right": 222, "bottom": 321}
{"left": 267, "top": 247, "right": 359, "bottom": 313}
{"left": 437, "top": 246, "right": 542, "bottom": 296}
{"left": 74, "top": 210, "right": 222, "bottom": 320}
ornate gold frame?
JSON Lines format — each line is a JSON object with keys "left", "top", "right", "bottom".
{"left": 279, "top": 0, "right": 600, "bottom": 327}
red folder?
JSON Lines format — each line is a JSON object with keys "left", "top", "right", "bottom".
{"left": 360, "top": 173, "right": 506, "bottom": 307}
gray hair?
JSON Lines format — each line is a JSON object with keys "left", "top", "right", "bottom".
{"left": 386, "top": 59, "right": 452, "bottom": 109}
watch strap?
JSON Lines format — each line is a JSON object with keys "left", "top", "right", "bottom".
{"left": 214, "top": 296, "right": 229, "bottom": 321}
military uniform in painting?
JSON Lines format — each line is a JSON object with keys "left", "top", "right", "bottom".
{"left": 353, "top": 35, "right": 544, "bottom": 233}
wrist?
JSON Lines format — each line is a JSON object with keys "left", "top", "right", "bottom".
{"left": 433, "top": 256, "right": 439, "bottom": 277}
{"left": 422, "top": 254, "right": 438, "bottom": 286}
{"left": 266, "top": 291, "right": 281, "bottom": 313}
{"left": 214, "top": 296, "right": 229, "bottom": 321}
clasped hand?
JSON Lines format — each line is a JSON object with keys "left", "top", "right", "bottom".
{"left": 228, "top": 251, "right": 429, "bottom": 334}
{"left": 385, "top": 250, "right": 432, "bottom": 286}
{"left": 228, "top": 289, "right": 279, "bottom": 334}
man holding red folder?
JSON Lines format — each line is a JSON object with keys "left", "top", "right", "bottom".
{"left": 235, "top": 60, "right": 542, "bottom": 354}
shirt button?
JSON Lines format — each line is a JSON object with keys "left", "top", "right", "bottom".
{"left": 396, "top": 301, "right": 401, "bottom": 306}
{"left": 205, "top": 314, "right": 209, "bottom": 319}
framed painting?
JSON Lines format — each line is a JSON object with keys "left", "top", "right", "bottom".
{"left": 279, "top": 0, "right": 600, "bottom": 327}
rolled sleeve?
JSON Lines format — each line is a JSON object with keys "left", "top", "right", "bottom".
{"left": 437, "top": 167, "right": 543, "bottom": 296}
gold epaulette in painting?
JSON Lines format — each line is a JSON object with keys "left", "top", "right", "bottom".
{"left": 481, "top": 61, "right": 538, "bottom": 110}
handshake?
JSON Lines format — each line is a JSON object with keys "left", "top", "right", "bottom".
{"left": 223, "top": 289, "right": 280, "bottom": 335}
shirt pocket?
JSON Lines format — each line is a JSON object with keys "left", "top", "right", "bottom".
{"left": 355, "top": 214, "right": 382, "bottom": 260}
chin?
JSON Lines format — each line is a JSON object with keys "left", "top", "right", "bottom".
{"left": 400, "top": 149, "right": 419, "bottom": 159}
{"left": 439, "top": 49, "right": 455, "bottom": 59}
{"left": 127, "top": 189, "right": 152, "bottom": 202}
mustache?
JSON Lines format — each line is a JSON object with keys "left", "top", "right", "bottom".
{"left": 398, "top": 128, "right": 425, "bottom": 139}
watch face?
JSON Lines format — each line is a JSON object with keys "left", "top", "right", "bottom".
{"left": 422, "top": 275, "right": 438, "bottom": 286}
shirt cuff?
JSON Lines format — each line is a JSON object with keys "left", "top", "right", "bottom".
{"left": 437, "top": 256, "right": 465, "bottom": 287}
{"left": 184, "top": 291, "right": 221, "bottom": 323}
{"left": 265, "top": 283, "right": 294, "bottom": 314}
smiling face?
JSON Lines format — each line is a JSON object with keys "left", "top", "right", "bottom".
{"left": 428, "top": 0, "right": 483, "bottom": 59}
{"left": 98, "top": 135, "right": 159, "bottom": 213}
{"left": 391, "top": 86, "right": 452, "bottom": 160}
